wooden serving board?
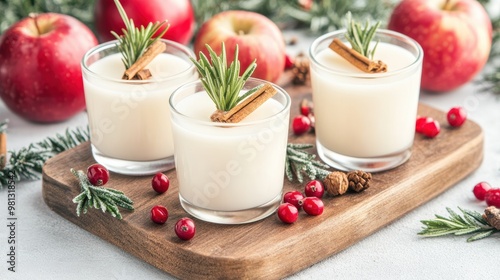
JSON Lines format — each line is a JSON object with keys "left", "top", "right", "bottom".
{"left": 42, "top": 77, "right": 483, "bottom": 280}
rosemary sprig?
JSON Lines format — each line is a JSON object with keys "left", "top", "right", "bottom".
{"left": 418, "top": 207, "right": 499, "bottom": 242}
{"left": 71, "top": 169, "right": 134, "bottom": 220}
{"left": 110, "top": 0, "right": 169, "bottom": 69}
{"left": 344, "top": 11, "right": 381, "bottom": 59}
{"left": 285, "top": 143, "right": 331, "bottom": 183}
{"left": 191, "top": 43, "right": 257, "bottom": 111}
{"left": 0, "top": 119, "right": 7, "bottom": 133}
{"left": 0, "top": 126, "right": 90, "bottom": 188}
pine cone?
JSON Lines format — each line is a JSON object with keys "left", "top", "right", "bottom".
{"left": 347, "top": 170, "right": 372, "bottom": 192}
{"left": 483, "top": 206, "right": 500, "bottom": 230}
{"left": 324, "top": 171, "right": 348, "bottom": 196}
{"left": 292, "top": 53, "right": 310, "bottom": 85}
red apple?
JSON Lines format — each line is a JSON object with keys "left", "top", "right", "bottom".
{"left": 0, "top": 13, "right": 98, "bottom": 123}
{"left": 388, "top": 0, "right": 492, "bottom": 92}
{"left": 94, "top": 0, "right": 195, "bottom": 45}
{"left": 194, "top": 10, "right": 286, "bottom": 83}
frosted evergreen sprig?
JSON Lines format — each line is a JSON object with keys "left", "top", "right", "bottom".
{"left": 285, "top": 143, "right": 331, "bottom": 183}
{"left": 71, "top": 169, "right": 134, "bottom": 220}
{"left": 111, "top": 0, "right": 169, "bottom": 69}
{"left": 0, "top": 126, "right": 90, "bottom": 188}
{"left": 344, "top": 11, "right": 381, "bottom": 59}
{"left": 418, "top": 207, "right": 499, "bottom": 242}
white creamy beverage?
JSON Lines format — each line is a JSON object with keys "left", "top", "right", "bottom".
{"left": 171, "top": 92, "right": 289, "bottom": 212}
{"left": 311, "top": 42, "right": 421, "bottom": 158}
{"left": 84, "top": 53, "right": 195, "bottom": 161}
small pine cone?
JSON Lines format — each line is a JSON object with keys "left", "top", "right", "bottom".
{"left": 324, "top": 171, "right": 348, "bottom": 196}
{"left": 483, "top": 206, "right": 500, "bottom": 230}
{"left": 347, "top": 170, "right": 372, "bottom": 192}
{"left": 291, "top": 53, "right": 310, "bottom": 85}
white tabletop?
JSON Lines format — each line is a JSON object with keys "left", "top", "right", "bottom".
{"left": 0, "top": 30, "right": 498, "bottom": 280}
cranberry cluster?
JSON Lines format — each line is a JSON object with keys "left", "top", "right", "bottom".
{"left": 277, "top": 180, "right": 325, "bottom": 223}
{"left": 473, "top": 182, "right": 500, "bottom": 208}
{"left": 416, "top": 106, "right": 467, "bottom": 138}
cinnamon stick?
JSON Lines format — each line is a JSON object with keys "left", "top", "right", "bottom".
{"left": 0, "top": 132, "right": 6, "bottom": 170}
{"left": 328, "top": 38, "right": 387, "bottom": 73}
{"left": 122, "top": 40, "right": 166, "bottom": 80}
{"left": 211, "top": 83, "right": 278, "bottom": 123}
{"left": 132, "top": 69, "right": 152, "bottom": 80}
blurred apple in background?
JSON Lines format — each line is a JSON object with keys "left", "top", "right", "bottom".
{"left": 194, "top": 10, "right": 286, "bottom": 83}
{"left": 94, "top": 0, "right": 195, "bottom": 45}
{"left": 0, "top": 13, "right": 98, "bottom": 123}
{"left": 388, "top": 0, "right": 492, "bottom": 92}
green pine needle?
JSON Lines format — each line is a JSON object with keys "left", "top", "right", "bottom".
{"left": 110, "top": 0, "right": 169, "bottom": 69}
{"left": 191, "top": 43, "right": 257, "bottom": 111}
{"left": 0, "top": 126, "right": 90, "bottom": 188}
{"left": 285, "top": 143, "right": 331, "bottom": 183}
{"left": 71, "top": 169, "right": 134, "bottom": 220}
{"left": 418, "top": 207, "right": 499, "bottom": 242}
{"left": 344, "top": 11, "right": 381, "bottom": 59}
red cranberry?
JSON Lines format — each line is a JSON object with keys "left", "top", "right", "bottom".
{"left": 292, "top": 115, "right": 311, "bottom": 135}
{"left": 421, "top": 119, "right": 440, "bottom": 138}
{"left": 152, "top": 172, "right": 170, "bottom": 194}
{"left": 277, "top": 203, "right": 299, "bottom": 224}
{"left": 485, "top": 189, "right": 500, "bottom": 208}
{"left": 284, "top": 53, "right": 294, "bottom": 70}
{"left": 416, "top": 116, "right": 433, "bottom": 133}
{"left": 447, "top": 106, "right": 467, "bottom": 127}
{"left": 86, "top": 163, "right": 109, "bottom": 186}
{"left": 302, "top": 197, "right": 324, "bottom": 216}
{"left": 150, "top": 205, "right": 169, "bottom": 224}
{"left": 304, "top": 180, "right": 325, "bottom": 198}
{"left": 472, "top": 182, "right": 492, "bottom": 201}
{"left": 175, "top": 217, "right": 196, "bottom": 240}
{"left": 283, "top": 191, "right": 305, "bottom": 210}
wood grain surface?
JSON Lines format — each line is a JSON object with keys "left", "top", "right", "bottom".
{"left": 42, "top": 77, "right": 484, "bottom": 280}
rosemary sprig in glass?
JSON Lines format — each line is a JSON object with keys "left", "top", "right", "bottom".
{"left": 344, "top": 11, "right": 381, "bottom": 59}
{"left": 110, "top": 0, "right": 169, "bottom": 69}
{"left": 191, "top": 43, "right": 257, "bottom": 111}
{"left": 418, "top": 207, "right": 499, "bottom": 242}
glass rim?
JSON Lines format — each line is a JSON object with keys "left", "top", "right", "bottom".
{"left": 81, "top": 39, "right": 196, "bottom": 84}
{"left": 309, "top": 29, "right": 423, "bottom": 79}
{"left": 169, "top": 77, "right": 291, "bottom": 127}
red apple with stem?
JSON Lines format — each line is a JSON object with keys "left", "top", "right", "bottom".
{"left": 94, "top": 0, "right": 195, "bottom": 45}
{"left": 388, "top": 0, "right": 492, "bottom": 92}
{"left": 194, "top": 10, "right": 286, "bottom": 83}
{"left": 0, "top": 13, "right": 98, "bottom": 123}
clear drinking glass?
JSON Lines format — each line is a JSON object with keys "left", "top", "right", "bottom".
{"left": 309, "top": 29, "right": 423, "bottom": 172}
{"left": 169, "top": 78, "right": 291, "bottom": 224}
{"left": 81, "top": 39, "right": 197, "bottom": 175}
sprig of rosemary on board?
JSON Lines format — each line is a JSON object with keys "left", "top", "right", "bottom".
{"left": 344, "top": 11, "right": 381, "bottom": 60}
{"left": 285, "top": 143, "right": 331, "bottom": 183}
{"left": 110, "top": 0, "right": 169, "bottom": 69}
{"left": 191, "top": 43, "right": 257, "bottom": 111}
{"left": 71, "top": 169, "right": 134, "bottom": 220}
{"left": 418, "top": 207, "right": 499, "bottom": 242}
{"left": 0, "top": 126, "right": 90, "bottom": 188}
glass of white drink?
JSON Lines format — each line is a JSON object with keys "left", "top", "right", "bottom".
{"left": 169, "top": 77, "right": 291, "bottom": 224}
{"left": 81, "top": 39, "right": 197, "bottom": 175}
{"left": 309, "top": 29, "right": 423, "bottom": 172}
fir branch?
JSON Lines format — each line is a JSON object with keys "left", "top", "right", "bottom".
{"left": 0, "top": 127, "right": 90, "bottom": 188}
{"left": 110, "top": 0, "right": 169, "bottom": 69}
{"left": 191, "top": 43, "right": 257, "bottom": 111}
{"left": 285, "top": 143, "right": 330, "bottom": 183}
{"left": 0, "top": 119, "right": 7, "bottom": 133}
{"left": 418, "top": 207, "right": 499, "bottom": 242}
{"left": 71, "top": 169, "right": 133, "bottom": 220}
